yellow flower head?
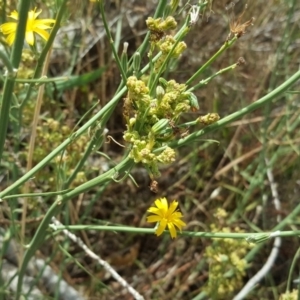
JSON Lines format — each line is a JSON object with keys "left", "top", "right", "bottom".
{"left": 147, "top": 197, "right": 186, "bottom": 239}
{"left": 0, "top": 8, "right": 55, "bottom": 46}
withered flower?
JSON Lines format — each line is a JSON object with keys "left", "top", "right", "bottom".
{"left": 227, "top": 3, "right": 254, "bottom": 39}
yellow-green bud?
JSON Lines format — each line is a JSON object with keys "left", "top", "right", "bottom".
{"left": 156, "top": 85, "right": 165, "bottom": 102}
{"left": 188, "top": 92, "right": 199, "bottom": 111}
{"left": 123, "top": 130, "right": 139, "bottom": 143}
{"left": 175, "top": 102, "right": 191, "bottom": 114}
{"left": 47, "top": 118, "right": 60, "bottom": 131}
{"left": 174, "top": 41, "right": 187, "bottom": 56}
{"left": 129, "top": 118, "right": 136, "bottom": 127}
{"left": 197, "top": 113, "right": 220, "bottom": 125}
{"left": 146, "top": 17, "right": 160, "bottom": 31}
{"left": 127, "top": 76, "right": 149, "bottom": 95}
{"left": 160, "top": 16, "right": 177, "bottom": 30}
{"left": 133, "top": 52, "right": 141, "bottom": 74}
{"left": 121, "top": 42, "right": 129, "bottom": 73}
{"left": 157, "top": 147, "right": 176, "bottom": 164}
{"left": 159, "top": 35, "right": 175, "bottom": 53}
{"left": 146, "top": 16, "right": 177, "bottom": 31}
{"left": 158, "top": 77, "right": 168, "bottom": 87}
{"left": 151, "top": 118, "right": 169, "bottom": 135}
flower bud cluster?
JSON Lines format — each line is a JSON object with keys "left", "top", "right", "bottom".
{"left": 146, "top": 16, "right": 177, "bottom": 33}
{"left": 154, "top": 36, "right": 187, "bottom": 72}
{"left": 122, "top": 15, "right": 217, "bottom": 179}
{"left": 204, "top": 224, "right": 251, "bottom": 297}
{"left": 123, "top": 76, "right": 191, "bottom": 177}
{"left": 197, "top": 113, "right": 220, "bottom": 125}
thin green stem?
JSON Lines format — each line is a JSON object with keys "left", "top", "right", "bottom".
{"left": 286, "top": 247, "right": 300, "bottom": 292}
{"left": 0, "top": 50, "right": 13, "bottom": 74}
{"left": 1, "top": 189, "right": 72, "bottom": 200}
{"left": 157, "top": 66, "right": 300, "bottom": 152}
{"left": 49, "top": 225, "right": 300, "bottom": 241}
{"left": 62, "top": 143, "right": 94, "bottom": 188}
{"left": 132, "top": 0, "right": 168, "bottom": 60}
{"left": 115, "top": 0, "right": 168, "bottom": 95}
{"left": 60, "top": 103, "right": 105, "bottom": 189}
{"left": 129, "top": 16, "right": 191, "bottom": 80}
{"left": 19, "top": 0, "right": 68, "bottom": 112}
{"left": 245, "top": 200, "right": 300, "bottom": 263}
{"left": 14, "top": 76, "right": 69, "bottom": 83}
{"left": 61, "top": 156, "right": 135, "bottom": 199}
{"left": 186, "top": 36, "right": 237, "bottom": 86}
{"left": 0, "top": 1, "right": 31, "bottom": 163}
{"left": 0, "top": 86, "right": 127, "bottom": 198}
{"left": 188, "top": 62, "right": 238, "bottom": 92}
{"left": 149, "top": 22, "right": 189, "bottom": 95}
{"left": 16, "top": 199, "right": 61, "bottom": 299}
{"left": 16, "top": 156, "right": 135, "bottom": 298}
{"left": 99, "top": 1, "right": 127, "bottom": 83}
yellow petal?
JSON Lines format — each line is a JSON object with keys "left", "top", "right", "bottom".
{"left": 147, "top": 215, "right": 161, "bottom": 223}
{"left": 8, "top": 10, "right": 19, "bottom": 20}
{"left": 155, "top": 219, "right": 167, "bottom": 236}
{"left": 172, "top": 211, "right": 183, "bottom": 218}
{"left": 147, "top": 207, "right": 162, "bottom": 216}
{"left": 0, "top": 22, "right": 17, "bottom": 34}
{"left": 155, "top": 197, "right": 168, "bottom": 213}
{"left": 34, "top": 28, "right": 50, "bottom": 41}
{"left": 33, "top": 23, "right": 53, "bottom": 30}
{"left": 172, "top": 218, "right": 186, "bottom": 230}
{"left": 29, "top": 9, "right": 42, "bottom": 20}
{"left": 168, "top": 200, "right": 179, "bottom": 215}
{"left": 25, "top": 31, "right": 35, "bottom": 45}
{"left": 167, "top": 222, "right": 177, "bottom": 238}
{"left": 6, "top": 32, "right": 16, "bottom": 45}
{"left": 154, "top": 198, "right": 163, "bottom": 208}
{"left": 34, "top": 19, "right": 55, "bottom": 26}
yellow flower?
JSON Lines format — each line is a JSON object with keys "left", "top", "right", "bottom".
{"left": 147, "top": 197, "right": 186, "bottom": 238}
{"left": 0, "top": 8, "right": 55, "bottom": 46}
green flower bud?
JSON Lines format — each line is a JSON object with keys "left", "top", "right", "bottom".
{"left": 157, "top": 147, "right": 176, "bottom": 164}
{"left": 121, "top": 42, "right": 129, "bottom": 73}
{"left": 159, "top": 35, "right": 175, "bottom": 53}
{"left": 129, "top": 118, "right": 136, "bottom": 127}
{"left": 174, "top": 41, "right": 187, "bottom": 56}
{"left": 156, "top": 85, "right": 165, "bottom": 102}
{"left": 146, "top": 16, "right": 177, "bottom": 31}
{"left": 160, "top": 16, "right": 177, "bottom": 30}
{"left": 188, "top": 92, "right": 199, "bottom": 111}
{"left": 175, "top": 102, "right": 191, "bottom": 114}
{"left": 151, "top": 118, "right": 169, "bottom": 135}
{"left": 123, "top": 130, "right": 139, "bottom": 143}
{"left": 127, "top": 76, "right": 149, "bottom": 96}
{"left": 146, "top": 17, "right": 159, "bottom": 31}
{"left": 197, "top": 113, "right": 220, "bottom": 125}
{"left": 133, "top": 52, "right": 141, "bottom": 74}
{"left": 159, "top": 77, "right": 168, "bottom": 87}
